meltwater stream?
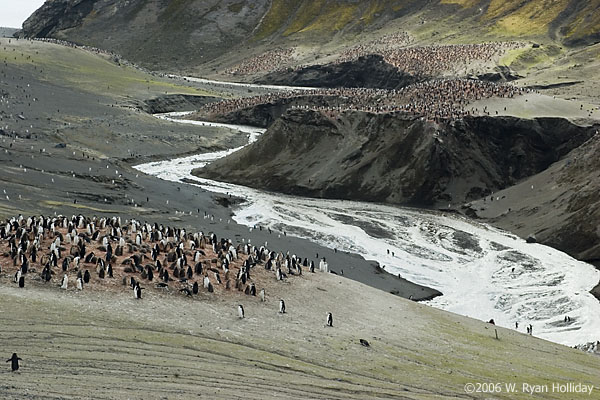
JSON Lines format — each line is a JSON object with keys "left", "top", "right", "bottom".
{"left": 135, "top": 113, "right": 600, "bottom": 346}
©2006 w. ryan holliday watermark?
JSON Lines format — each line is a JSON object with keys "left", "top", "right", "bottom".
{"left": 463, "top": 381, "right": 595, "bottom": 395}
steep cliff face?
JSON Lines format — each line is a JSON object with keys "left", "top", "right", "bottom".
{"left": 20, "top": 0, "right": 272, "bottom": 71}
{"left": 556, "top": 135, "right": 600, "bottom": 261}
{"left": 21, "top": 0, "right": 97, "bottom": 38}
{"left": 194, "top": 110, "right": 597, "bottom": 206}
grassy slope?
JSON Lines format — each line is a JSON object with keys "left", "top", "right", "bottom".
{"left": 253, "top": 0, "right": 600, "bottom": 43}
{"left": 255, "top": 0, "right": 400, "bottom": 39}
{"left": 563, "top": 2, "right": 600, "bottom": 43}
{"left": 0, "top": 272, "right": 598, "bottom": 399}
{"left": 0, "top": 39, "right": 214, "bottom": 100}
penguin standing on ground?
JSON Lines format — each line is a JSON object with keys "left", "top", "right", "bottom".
{"left": 83, "top": 269, "right": 90, "bottom": 284}
{"left": 326, "top": 312, "right": 333, "bottom": 327}
{"left": 106, "top": 243, "right": 112, "bottom": 262}
{"left": 6, "top": 353, "right": 21, "bottom": 372}
{"left": 238, "top": 304, "right": 244, "bottom": 319}
{"left": 18, "top": 275, "right": 25, "bottom": 288}
{"left": 76, "top": 277, "right": 83, "bottom": 290}
{"left": 194, "top": 262, "right": 203, "bottom": 275}
{"left": 134, "top": 283, "right": 143, "bottom": 299}
{"left": 279, "top": 299, "right": 286, "bottom": 314}
{"left": 41, "top": 266, "right": 51, "bottom": 282}
{"left": 60, "top": 274, "right": 68, "bottom": 290}
{"left": 259, "top": 288, "right": 265, "bottom": 302}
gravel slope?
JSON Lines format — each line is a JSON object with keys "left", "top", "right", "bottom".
{"left": 1, "top": 272, "right": 599, "bottom": 399}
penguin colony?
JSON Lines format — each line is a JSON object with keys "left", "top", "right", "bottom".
{"left": 0, "top": 214, "right": 333, "bottom": 321}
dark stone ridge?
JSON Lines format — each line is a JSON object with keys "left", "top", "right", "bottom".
{"left": 139, "top": 94, "right": 220, "bottom": 114}
{"left": 256, "top": 55, "right": 421, "bottom": 90}
{"left": 196, "top": 110, "right": 597, "bottom": 207}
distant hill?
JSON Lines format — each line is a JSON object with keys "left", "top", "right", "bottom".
{"left": 18, "top": 0, "right": 600, "bottom": 72}
{"left": 0, "top": 27, "right": 18, "bottom": 38}
{"left": 19, "top": 0, "right": 272, "bottom": 71}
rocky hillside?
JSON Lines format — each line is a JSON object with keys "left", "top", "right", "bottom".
{"left": 253, "top": 0, "right": 600, "bottom": 45}
{"left": 468, "top": 130, "right": 600, "bottom": 264}
{"left": 256, "top": 55, "right": 420, "bottom": 89}
{"left": 20, "top": 0, "right": 272, "bottom": 71}
{"left": 19, "top": 0, "right": 600, "bottom": 72}
{"left": 194, "top": 109, "right": 597, "bottom": 206}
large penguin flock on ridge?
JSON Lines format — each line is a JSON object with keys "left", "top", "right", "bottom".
{"left": 0, "top": 214, "right": 334, "bottom": 324}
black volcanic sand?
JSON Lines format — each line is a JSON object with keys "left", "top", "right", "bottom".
{"left": 0, "top": 38, "right": 439, "bottom": 301}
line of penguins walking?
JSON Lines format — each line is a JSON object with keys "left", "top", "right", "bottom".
{"left": 1, "top": 214, "right": 335, "bottom": 329}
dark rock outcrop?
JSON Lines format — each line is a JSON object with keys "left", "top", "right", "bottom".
{"left": 140, "top": 95, "right": 220, "bottom": 114}
{"left": 256, "top": 55, "right": 420, "bottom": 89}
{"left": 591, "top": 282, "right": 600, "bottom": 302}
{"left": 21, "top": 0, "right": 97, "bottom": 38}
{"left": 476, "top": 66, "right": 523, "bottom": 83}
{"left": 195, "top": 110, "right": 597, "bottom": 207}
{"left": 201, "top": 95, "right": 341, "bottom": 129}
{"left": 526, "top": 81, "right": 584, "bottom": 90}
